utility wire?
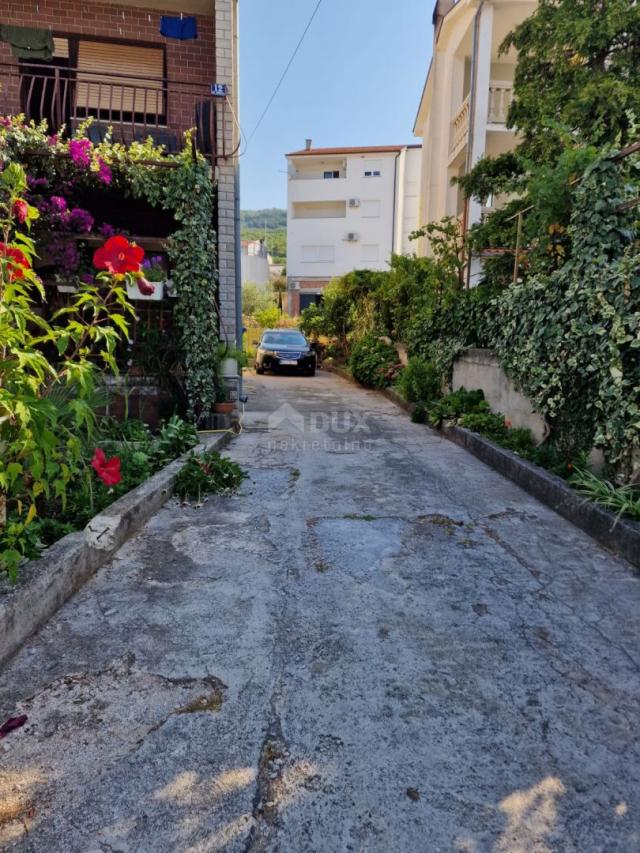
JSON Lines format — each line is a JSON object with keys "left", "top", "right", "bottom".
{"left": 247, "top": 0, "right": 324, "bottom": 145}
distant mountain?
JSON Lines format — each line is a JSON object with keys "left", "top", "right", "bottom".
{"left": 241, "top": 208, "right": 286, "bottom": 230}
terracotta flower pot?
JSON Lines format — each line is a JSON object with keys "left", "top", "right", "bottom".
{"left": 213, "top": 401, "right": 234, "bottom": 414}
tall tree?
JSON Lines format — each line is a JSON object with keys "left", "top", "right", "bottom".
{"left": 502, "top": 0, "right": 640, "bottom": 159}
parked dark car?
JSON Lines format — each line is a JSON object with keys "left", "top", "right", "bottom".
{"left": 255, "top": 329, "right": 316, "bottom": 376}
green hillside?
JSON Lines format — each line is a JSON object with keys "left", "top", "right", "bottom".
{"left": 241, "top": 208, "right": 286, "bottom": 265}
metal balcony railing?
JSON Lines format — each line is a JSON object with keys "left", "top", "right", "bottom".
{"left": 0, "top": 60, "right": 230, "bottom": 164}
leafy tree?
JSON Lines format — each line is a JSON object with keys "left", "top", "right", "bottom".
{"left": 502, "top": 0, "right": 640, "bottom": 160}
{"left": 242, "top": 281, "right": 273, "bottom": 317}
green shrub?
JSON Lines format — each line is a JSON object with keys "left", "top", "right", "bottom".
{"left": 174, "top": 450, "right": 246, "bottom": 501}
{"left": 349, "top": 334, "right": 398, "bottom": 387}
{"left": 459, "top": 412, "right": 508, "bottom": 438}
{"left": 397, "top": 357, "right": 441, "bottom": 403}
{"left": 255, "top": 305, "right": 281, "bottom": 329}
{"left": 427, "top": 388, "right": 488, "bottom": 427}
{"left": 153, "top": 415, "right": 198, "bottom": 466}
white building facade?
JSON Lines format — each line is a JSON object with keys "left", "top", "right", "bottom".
{"left": 285, "top": 143, "right": 422, "bottom": 315}
{"left": 241, "top": 239, "right": 271, "bottom": 286}
{"left": 413, "top": 0, "right": 535, "bottom": 266}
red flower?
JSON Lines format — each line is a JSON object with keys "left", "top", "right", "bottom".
{"left": 504, "top": 419, "right": 512, "bottom": 429}
{"left": 567, "top": 463, "right": 574, "bottom": 472}
{"left": 0, "top": 242, "right": 30, "bottom": 281}
{"left": 12, "top": 199, "right": 28, "bottom": 224}
{"left": 91, "top": 448, "right": 122, "bottom": 486}
{"left": 135, "top": 276, "right": 156, "bottom": 296}
{"left": 93, "top": 236, "right": 144, "bottom": 275}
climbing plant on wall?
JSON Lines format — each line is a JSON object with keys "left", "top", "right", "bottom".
{"left": 492, "top": 154, "right": 640, "bottom": 476}
{"left": 114, "top": 136, "right": 219, "bottom": 420}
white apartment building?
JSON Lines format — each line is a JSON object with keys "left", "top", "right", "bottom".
{"left": 285, "top": 142, "right": 422, "bottom": 315}
{"left": 413, "top": 0, "right": 536, "bottom": 261}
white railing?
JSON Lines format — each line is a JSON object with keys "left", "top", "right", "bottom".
{"left": 450, "top": 93, "right": 470, "bottom": 155}
{"left": 449, "top": 82, "right": 514, "bottom": 155}
{"left": 488, "top": 81, "right": 513, "bottom": 124}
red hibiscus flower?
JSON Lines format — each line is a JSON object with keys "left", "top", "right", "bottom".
{"left": 91, "top": 448, "right": 122, "bottom": 487}
{"left": 93, "top": 236, "right": 144, "bottom": 275}
{"left": 0, "top": 242, "right": 31, "bottom": 281}
{"left": 12, "top": 199, "right": 28, "bottom": 224}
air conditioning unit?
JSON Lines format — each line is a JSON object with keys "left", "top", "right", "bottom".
{"left": 344, "top": 232, "right": 359, "bottom": 242}
{"left": 348, "top": 198, "right": 360, "bottom": 208}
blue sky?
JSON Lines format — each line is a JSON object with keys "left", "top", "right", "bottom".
{"left": 238, "top": 0, "right": 432, "bottom": 210}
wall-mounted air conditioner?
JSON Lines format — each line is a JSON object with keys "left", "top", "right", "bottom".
{"left": 344, "top": 232, "right": 359, "bottom": 242}
{"left": 348, "top": 198, "right": 360, "bottom": 208}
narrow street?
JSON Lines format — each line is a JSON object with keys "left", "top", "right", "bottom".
{"left": 1, "top": 370, "right": 639, "bottom": 852}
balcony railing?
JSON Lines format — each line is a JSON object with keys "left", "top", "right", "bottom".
{"left": 0, "top": 61, "right": 230, "bottom": 164}
{"left": 449, "top": 82, "right": 514, "bottom": 155}
{"left": 488, "top": 81, "right": 514, "bottom": 124}
{"left": 450, "top": 94, "right": 470, "bottom": 157}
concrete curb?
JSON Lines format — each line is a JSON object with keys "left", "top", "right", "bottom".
{"left": 0, "top": 431, "right": 234, "bottom": 668}
{"left": 324, "top": 363, "right": 640, "bottom": 570}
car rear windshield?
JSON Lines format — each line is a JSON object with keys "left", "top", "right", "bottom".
{"left": 262, "top": 332, "right": 307, "bottom": 347}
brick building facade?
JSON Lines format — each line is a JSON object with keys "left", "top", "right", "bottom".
{"left": 0, "top": 0, "right": 240, "bottom": 345}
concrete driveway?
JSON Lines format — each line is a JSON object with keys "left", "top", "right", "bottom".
{"left": 1, "top": 371, "right": 639, "bottom": 852}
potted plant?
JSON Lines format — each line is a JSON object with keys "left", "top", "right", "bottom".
{"left": 213, "top": 385, "right": 234, "bottom": 414}
{"left": 126, "top": 254, "right": 167, "bottom": 301}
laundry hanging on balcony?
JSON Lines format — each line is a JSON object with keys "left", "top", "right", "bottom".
{"left": 0, "top": 25, "right": 54, "bottom": 59}
{"left": 159, "top": 16, "right": 198, "bottom": 40}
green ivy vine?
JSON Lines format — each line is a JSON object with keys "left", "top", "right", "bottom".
{"left": 492, "top": 154, "right": 640, "bottom": 477}
{"left": 104, "top": 136, "right": 220, "bottom": 421}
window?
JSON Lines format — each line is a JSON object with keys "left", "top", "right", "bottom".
{"left": 323, "top": 170, "right": 340, "bottom": 179}
{"left": 361, "top": 244, "right": 379, "bottom": 263}
{"left": 361, "top": 200, "right": 381, "bottom": 218}
{"left": 75, "top": 41, "right": 165, "bottom": 122}
{"left": 364, "top": 160, "right": 382, "bottom": 178}
{"left": 302, "top": 245, "right": 335, "bottom": 263}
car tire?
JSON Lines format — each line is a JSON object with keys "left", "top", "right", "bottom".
{"left": 256, "top": 366, "right": 265, "bottom": 375}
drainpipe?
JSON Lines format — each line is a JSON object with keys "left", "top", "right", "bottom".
{"left": 391, "top": 150, "right": 401, "bottom": 258}
{"left": 465, "top": 0, "right": 485, "bottom": 288}
{"left": 232, "top": 1, "right": 244, "bottom": 402}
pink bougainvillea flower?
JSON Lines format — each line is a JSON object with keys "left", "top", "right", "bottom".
{"left": 93, "top": 235, "right": 144, "bottom": 274}
{"left": 97, "top": 157, "right": 112, "bottom": 185}
{"left": 50, "top": 195, "right": 67, "bottom": 212}
{"left": 11, "top": 199, "right": 28, "bottom": 224}
{"left": 0, "top": 242, "right": 30, "bottom": 281}
{"left": 135, "top": 275, "right": 156, "bottom": 296}
{"left": 91, "top": 448, "right": 122, "bottom": 487}
{"left": 69, "top": 138, "right": 92, "bottom": 167}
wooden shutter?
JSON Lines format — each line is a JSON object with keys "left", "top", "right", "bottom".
{"left": 76, "top": 41, "right": 164, "bottom": 117}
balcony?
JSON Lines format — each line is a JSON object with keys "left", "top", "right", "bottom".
{"left": 0, "top": 60, "right": 229, "bottom": 164}
{"left": 487, "top": 81, "right": 514, "bottom": 124}
{"left": 449, "top": 82, "right": 514, "bottom": 156}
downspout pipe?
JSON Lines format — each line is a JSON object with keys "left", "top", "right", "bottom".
{"left": 465, "top": 0, "right": 485, "bottom": 288}
{"left": 232, "top": 1, "right": 244, "bottom": 402}
{"left": 391, "top": 150, "right": 401, "bottom": 257}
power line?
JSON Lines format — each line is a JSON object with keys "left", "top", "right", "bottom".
{"left": 247, "top": 0, "right": 325, "bottom": 145}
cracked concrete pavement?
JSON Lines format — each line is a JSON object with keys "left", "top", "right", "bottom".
{"left": 1, "top": 370, "right": 639, "bottom": 852}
